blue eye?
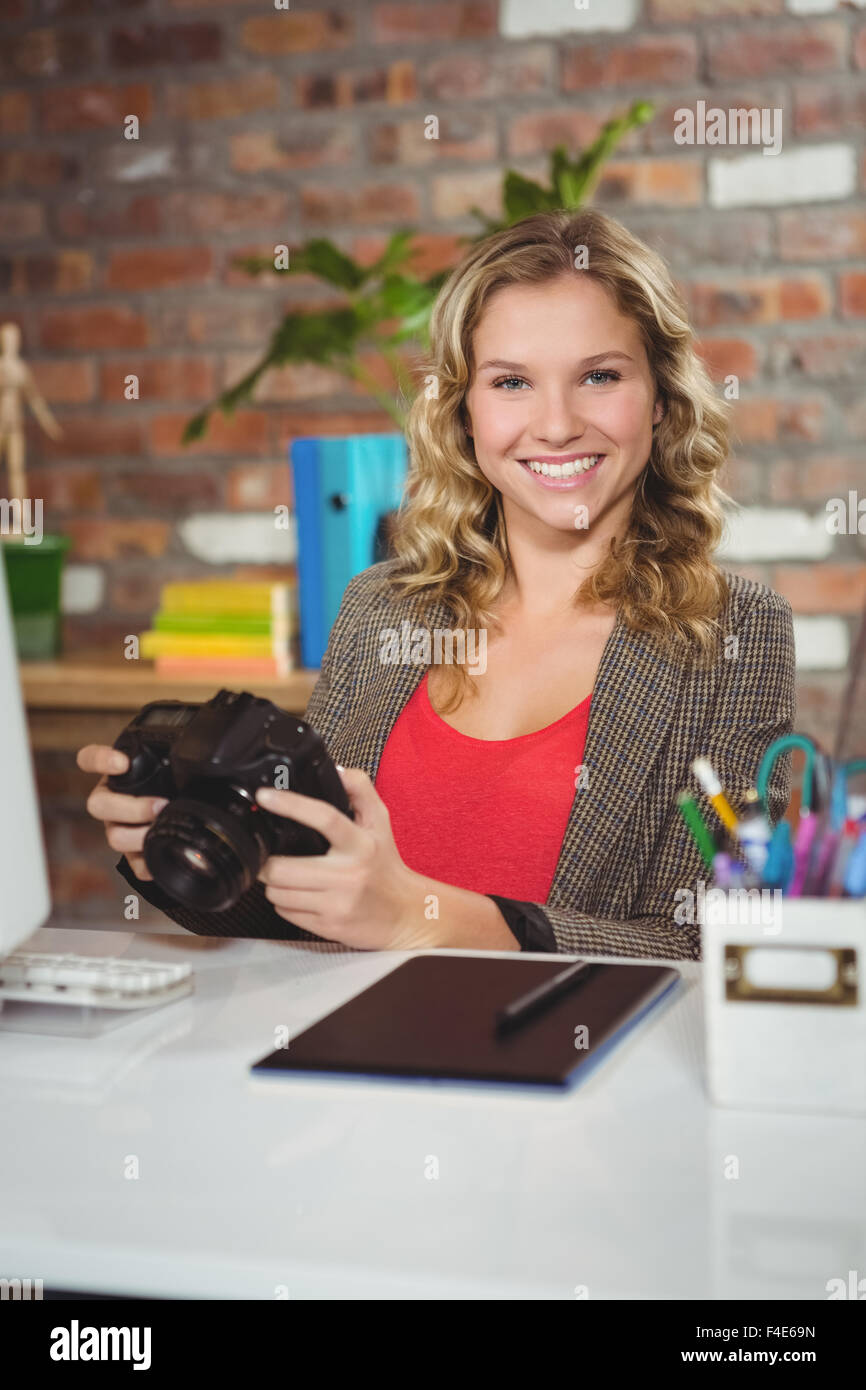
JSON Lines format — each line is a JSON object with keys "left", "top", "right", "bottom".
{"left": 490, "top": 369, "right": 621, "bottom": 390}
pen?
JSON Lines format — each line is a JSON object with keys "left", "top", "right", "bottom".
{"left": 843, "top": 831, "right": 866, "bottom": 898}
{"left": 495, "top": 960, "right": 595, "bottom": 1036}
{"left": 676, "top": 791, "right": 716, "bottom": 871}
{"left": 763, "top": 819, "right": 794, "bottom": 891}
{"left": 691, "top": 758, "right": 740, "bottom": 834}
{"left": 735, "top": 789, "right": 773, "bottom": 878}
{"left": 712, "top": 851, "right": 735, "bottom": 890}
{"left": 788, "top": 810, "right": 819, "bottom": 898}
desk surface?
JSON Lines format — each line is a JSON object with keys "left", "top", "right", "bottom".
{"left": 1, "top": 928, "right": 864, "bottom": 1300}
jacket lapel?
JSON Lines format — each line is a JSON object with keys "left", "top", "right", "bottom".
{"left": 329, "top": 586, "right": 685, "bottom": 905}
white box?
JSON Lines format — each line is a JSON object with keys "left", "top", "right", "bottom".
{"left": 701, "top": 896, "right": 866, "bottom": 1116}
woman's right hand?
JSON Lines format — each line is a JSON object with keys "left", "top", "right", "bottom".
{"left": 77, "top": 744, "right": 169, "bottom": 883}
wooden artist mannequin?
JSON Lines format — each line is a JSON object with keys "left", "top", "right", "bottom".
{"left": 0, "top": 322, "right": 61, "bottom": 504}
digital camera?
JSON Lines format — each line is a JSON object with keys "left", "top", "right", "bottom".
{"left": 107, "top": 690, "right": 352, "bottom": 912}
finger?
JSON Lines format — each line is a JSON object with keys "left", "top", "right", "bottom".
{"left": 87, "top": 785, "right": 167, "bottom": 826}
{"left": 258, "top": 857, "right": 333, "bottom": 889}
{"left": 254, "top": 786, "right": 356, "bottom": 852}
{"left": 126, "top": 853, "right": 153, "bottom": 883}
{"left": 104, "top": 822, "right": 150, "bottom": 856}
{"left": 263, "top": 885, "right": 326, "bottom": 914}
{"left": 76, "top": 745, "right": 129, "bottom": 776}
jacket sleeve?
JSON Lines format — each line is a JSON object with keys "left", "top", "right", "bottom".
{"left": 113, "top": 574, "right": 364, "bottom": 940}
{"left": 484, "top": 592, "right": 797, "bottom": 961}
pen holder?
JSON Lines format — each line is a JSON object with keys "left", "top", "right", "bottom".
{"left": 700, "top": 896, "right": 866, "bottom": 1117}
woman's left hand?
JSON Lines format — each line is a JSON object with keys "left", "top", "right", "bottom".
{"left": 254, "top": 768, "right": 433, "bottom": 950}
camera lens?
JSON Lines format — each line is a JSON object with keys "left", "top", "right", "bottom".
{"left": 143, "top": 794, "right": 269, "bottom": 911}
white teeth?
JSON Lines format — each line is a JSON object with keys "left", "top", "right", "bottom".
{"left": 525, "top": 455, "right": 600, "bottom": 477}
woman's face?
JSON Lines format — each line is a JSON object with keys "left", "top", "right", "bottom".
{"left": 463, "top": 273, "right": 664, "bottom": 535}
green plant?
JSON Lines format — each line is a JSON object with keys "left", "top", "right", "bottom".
{"left": 184, "top": 100, "right": 654, "bottom": 442}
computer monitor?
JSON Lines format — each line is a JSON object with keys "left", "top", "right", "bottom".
{"left": 0, "top": 555, "right": 51, "bottom": 956}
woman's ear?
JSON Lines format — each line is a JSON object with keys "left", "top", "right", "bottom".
{"left": 652, "top": 398, "right": 665, "bottom": 430}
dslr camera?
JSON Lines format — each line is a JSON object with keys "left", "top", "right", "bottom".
{"left": 107, "top": 690, "right": 352, "bottom": 912}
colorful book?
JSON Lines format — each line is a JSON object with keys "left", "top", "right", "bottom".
{"left": 154, "top": 657, "right": 291, "bottom": 678}
{"left": 160, "top": 581, "right": 293, "bottom": 619}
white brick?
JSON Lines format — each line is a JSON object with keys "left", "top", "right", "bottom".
{"left": 178, "top": 512, "right": 296, "bottom": 565}
{"left": 717, "top": 507, "right": 834, "bottom": 562}
{"left": 709, "top": 143, "right": 856, "bottom": 208}
{"left": 786, "top": 0, "right": 865, "bottom": 12}
{"left": 791, "top": 615, "right": 849, "bottom": 670}
{"left": 61, "top": 564, "right": 104, "bottom": 615}
{"left": 500, "top": 0, "right": 638, "bottom": 38}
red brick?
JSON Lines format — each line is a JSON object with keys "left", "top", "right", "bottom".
{"left": 227, "top": 463, "right": 292, "bottom": 511}
{"left": 629, "top": 212, "right": 773, "bottom": 266}
{"left": 730, "top": 396, "right": 827, "bottom": 446}
{"left": 687, "top": 275, "right": 831, "bottom": 327}
{"left": 109, "top": 23, "right": 221, "bottom": 66}
{"left": 370, "top": 114, "right": 496, "bottom": 165}
{"left": 160, "top": 300, "right": 276, "bottom": 348}
{"left": 165, "top": 191, "right": 289, "bottom": 233}
{"left": 40, "top": 305, "right": 150, "bottom": 351}
{"left": 839, "top": 273, "right": 866, "bottom": 318}
{"left": 4, "top": 250, "right": 93, "bottom": 296}
{"left": 508, "top": 107, "right": 641, "bottom": 159}
{"left": 771, "top": 457, "right": 865, "bottom": 505}
{"left": 424, "top": 45, "right": 551, "bottom": 102}
{"left": 109, "top": 571, "right": 164, "bottom": 614}
{"left": 64, "top": 520, "right": 170, "bottom": 562}
{"left": 99, "top": 357, "right": 216, "bottom": 403}
{"left": 856, "top": 24, "right": 866, "bottom": 72}
{"left": 707, "top": 21, "right": 846, "bottom": 81}
{"left": 770, "top": 330, "right": 866, "bottom": 379}
{"left": 273, "top": 409, "right": 399, "bottom": 444}
{"left": 242, "top": 12, "right": 353, "bottom": 55}
{"left": 105, "top": 246, "right": 213, "bottom": 291}
{"left": 30, "top": 359, "right": 96, "bottom": 405}
{"left": 149, "top": 410, "right": 270, "bottom": 456}
{"left": 167, "top": 71, "right": 280, "bottom": 121}
{"left": 36, "top": 414, "right": 144, "bottom": 459}
{"left": 301, "top": 182, "right": 420, "bottom": 224}
{"left": 596, "top": 158, "right": 702, "bottom": 206}
{"left": 372, "top": 2, "right": 496, "bottom": 42}
{"left": 56, "top": 195, "right": 164, "bottom": 240}
{"left": 107, "top": 469, "right": 222, "bottom": 510}
{"left": 222, "top": 352, "right": 346, "bottom": 403}
{"left": 773, "top": 564, "right": 866, "bottom": 613}
{"left": 431, "top": 168, "right": 504, "bottom": 221}
{"left": 40, "top": 83, "right": 153, "bottom": 133}
{"left": 649, "top": 0, "right": 780, "bottom": 16}
{"left": 695, "top": 337, "right": 761, "bottom": 383}
{"left": 778, "top": 399, "right": 827, "bottom": 444}
{"left": 0, "top": 149, "right": 82, "bottom": 188}
{"left": 779, "top": 209, "right": 866, "bottom": 262}
{"left": 6, "top": 26, "right": 98, "bottom": 77}
{"left": 0, "top": 90, "right": 32, "bottom": 135}
{"left": 27, "top": 466, "right": 104, "bottom": 511}
{"left": 295, "top": 60, "right": 417, "bottom": 109}
{"left": 230, "top": 128, "right": 354, "bottom": 173}
{"left": 0, "top": 201, "right": 44, "bottom": 239}
{"left": 794, "top": 82, "right": 866, "bottom": 137}
{"left": 562, "top": 35, "right": 697, "bottom": 89}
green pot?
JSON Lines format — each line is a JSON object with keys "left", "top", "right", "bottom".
{"left": 1, "top": 534, "right": 71, "bottom": 660}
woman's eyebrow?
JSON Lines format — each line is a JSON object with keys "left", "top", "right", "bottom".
{"left": 477, "top": 351, "right": 635, "bottom": 372}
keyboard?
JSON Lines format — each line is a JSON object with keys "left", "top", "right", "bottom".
{"left": 0, "top": 952, "right": 193, "bottom": 1010}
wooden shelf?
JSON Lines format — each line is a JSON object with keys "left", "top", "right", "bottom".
{"left": 21, "top": 649, "right": 320, "bottom": 753}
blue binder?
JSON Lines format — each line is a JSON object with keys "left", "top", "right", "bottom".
{"left": 290, "top": 433, "right": 408, "bottom": 669}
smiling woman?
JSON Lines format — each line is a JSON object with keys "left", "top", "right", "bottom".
{"left": 92, "top": 208, "right": 795, "bottom": 959}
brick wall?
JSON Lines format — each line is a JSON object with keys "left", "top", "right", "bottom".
{"left": 1, "top": 0, "right": 864, "bottom": 925}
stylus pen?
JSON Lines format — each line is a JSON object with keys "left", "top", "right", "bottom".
{"left": 495, "top": 960, "right": 595, "bottom": 1036}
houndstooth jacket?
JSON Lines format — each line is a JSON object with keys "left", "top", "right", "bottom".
{"left": 118, "top": 559, "right": 796, "bottom": 960}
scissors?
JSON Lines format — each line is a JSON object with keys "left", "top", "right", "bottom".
{"left": 756, "top": 734, "right": 833, "bottom": 895}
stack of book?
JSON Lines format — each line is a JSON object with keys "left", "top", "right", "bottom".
{"left": 140, "top": 580, "right": 297, "bottom": 677}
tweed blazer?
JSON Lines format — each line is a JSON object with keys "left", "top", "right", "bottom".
{"left": 118, "top": 558, "right": 797, "bottom": 961}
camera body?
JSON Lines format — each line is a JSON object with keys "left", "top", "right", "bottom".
{"left": 107, "top": 690, "right": 352, "bottom": 913}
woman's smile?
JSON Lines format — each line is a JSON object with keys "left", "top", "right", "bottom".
{"left": 518, "top": 454, "right": 606, "bottom": 488}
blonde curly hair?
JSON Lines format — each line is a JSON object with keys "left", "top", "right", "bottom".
{"left": 385, "top": 207, "right": 734, "bottom": 712}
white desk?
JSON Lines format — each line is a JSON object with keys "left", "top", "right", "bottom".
{"left": 1, "top": 927, "right": 863, "bottom": 1300}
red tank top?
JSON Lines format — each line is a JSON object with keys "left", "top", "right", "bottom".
{"left": 375, "top": 670, "right": 591, "bottom": 900}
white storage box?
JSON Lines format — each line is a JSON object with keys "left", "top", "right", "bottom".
{"left": 701, "top": 896, "right": 866, "bottom": 1116}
